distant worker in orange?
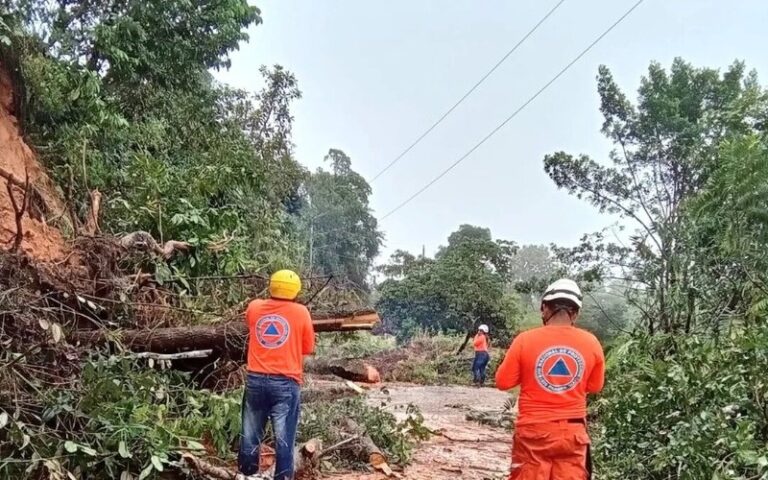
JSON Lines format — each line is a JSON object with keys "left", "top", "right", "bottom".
{"left": 238, "top": 270, "right": 315, "bottom": 480}
{"left": 495, "top": 279, "right": 605, "bottom": 480}
{"left": 472, "top": 324, "right": 491, "bottom": 386}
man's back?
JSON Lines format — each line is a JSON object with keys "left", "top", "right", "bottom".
{"left": 245, "top": 298, "right": 315, "bottom": 384}
{"left": 496, "top": 325, "right": 604, "bottom": 425}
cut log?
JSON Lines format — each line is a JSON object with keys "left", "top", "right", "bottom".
{"left": 342, "top": 419, "right": 394, "bottom": 476}
{"left": 72, "top": 311, "right": 380, "bottom": 358}
{"left": 294, "top": 438, "right": 323, "bottom": 477}
{"left": 305, "top": 358, "right": 381, "bottom": 384}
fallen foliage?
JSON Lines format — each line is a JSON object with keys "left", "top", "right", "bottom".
{"left": 593, "top": 329, "right": 768, "bottom": 479}
{"left": 366, "top": 334, "right": 504, "bottom": 385}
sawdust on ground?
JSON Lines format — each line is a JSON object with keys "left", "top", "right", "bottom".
{"left": 326, "top": 384, "right": 514, "bottom": 480}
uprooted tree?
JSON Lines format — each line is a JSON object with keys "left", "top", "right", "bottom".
{"left": 0, "top": 2, "right": 401, "bottom": 478}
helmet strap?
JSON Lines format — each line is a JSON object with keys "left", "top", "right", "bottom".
{"left": 542, "top": 305, "right": 576, "bottom": 326}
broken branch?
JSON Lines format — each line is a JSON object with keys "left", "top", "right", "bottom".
{"left": 5, "top": 168, "right": 29, "bottom": 252}
{"left": 181, "top": 453, "right": 236, "bottom": 479}
{"left": 319, "top": 434, "right": 362, "bottom": 457}
{"left": 83, "top": 189, "right": 101, "bottom": 235}
{"left": 131, "top": 349, "right": 213, "bottom": 360}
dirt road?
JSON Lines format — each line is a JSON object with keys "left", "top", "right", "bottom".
{"left": 327, "top": 384, "right": 514, "bottom": 480}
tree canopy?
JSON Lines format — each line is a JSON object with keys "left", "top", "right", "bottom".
{"left": 376, "top": 225, "right": 522, "bottom": 341}
{"left": 545, "top": 58, "right": 768, "bottom": 334}
{"left": 296, "top": 149, "right": 383, "bottom": 289}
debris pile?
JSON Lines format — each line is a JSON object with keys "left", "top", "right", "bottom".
{"left": 0, "top": 60, "right": 414, "bottom": 479}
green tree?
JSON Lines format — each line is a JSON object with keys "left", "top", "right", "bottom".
{"left": 686, "top": 134, "right": 768, "bottom": 326}
{"left": 376, "top": 225, "right": 522, "bottom": 342}
{"left": 544, "top": 59, "right": 768, "bottom": 334}
{"left": 8, "top": 0, "right": 309, "bottom": 282}
{"left": 297, "top": 149, "right": 382, "bottom": 289}
{"left": 7, "top": 0, "right": 259, "bottom": 91}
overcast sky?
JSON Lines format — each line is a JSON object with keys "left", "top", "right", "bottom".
{"left": 215, "top": 0, "right": 768, "bottom": 261}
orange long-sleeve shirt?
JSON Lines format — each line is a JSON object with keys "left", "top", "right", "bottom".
{"left": 495, "top": 325, "right": 605, "bottom": 425}
{"left": 245, "top": 298, "right": 315, "bottom": 384}
{"left": 473, "top": 333, "right": 489, "bottom": 352}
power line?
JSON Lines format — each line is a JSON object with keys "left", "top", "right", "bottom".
{"left": 380, "top": 0, "right": 645, "bottom": 221}
{"left": 369, "top": 0, "right": 567, "bottom": 183}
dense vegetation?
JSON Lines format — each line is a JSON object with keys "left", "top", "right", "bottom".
{"left": 0, "top": 1, "right": 387, "bottom": 478}
{"left": 593, "top": 328, "right": 768, "bottom": 479}
{"left": 1, "top": 0, "right": 380, "bottom": 296}
{"left": 2, "top": 0, "right": 768, "bottom": 478}
{"left": 545, "top": 60, "right": 768, "bottom": 478}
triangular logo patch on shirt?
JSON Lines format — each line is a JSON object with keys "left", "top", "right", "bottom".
{"left": 264, "top": 323, "right": 280, "bottom": 336}
{"left": 547, "top": 357, "right": 571, "bottom": 376}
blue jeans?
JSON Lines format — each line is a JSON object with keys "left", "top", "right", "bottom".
{"left": 238, "top": 373, "right": 301, "bottom": 479}
{"left": 472, "top": 351, "right": 490, "bottom": 385}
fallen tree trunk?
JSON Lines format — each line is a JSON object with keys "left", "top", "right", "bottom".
{"left": 72, "top": 310, "right": 380, "bottom": 357}
{"left": 302, "top": 381, "right": 365, "bottom": 404}
{"left": 305, "top": 358, "right": 381, "bottom": 384}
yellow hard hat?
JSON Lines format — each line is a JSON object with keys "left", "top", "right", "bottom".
{"left": 269, "top": 269, "right": 301, "bottom": 300}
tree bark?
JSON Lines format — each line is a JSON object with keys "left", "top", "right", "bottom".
{"left": 455, "top": 330, "right": 473, "bottom": 355}
{"left": 342, "top": 419, "right": 393, "bottom": 475}
{"left": 304, "top": 358, "right": 381, "bottom": 384}
{"left": 181, "top": 439, "right": 323, "bottom": 480}
{"left": 72, "top": 311, "right": 379, "bottom": 357}
{"left": 83, "top": 189, "right": 101, "bottom": 235}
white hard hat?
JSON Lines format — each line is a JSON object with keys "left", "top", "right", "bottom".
{"left": 478, "top": 324, "right": 489, "bottom": 333}
{"left": 542, "top": 279, "right": 583, "bottom": 309}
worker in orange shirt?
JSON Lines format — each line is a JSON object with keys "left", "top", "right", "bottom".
{"left": 496, "top": 279, "right": 605, "bottom": 480}
{"left": 472, "top": 324, "right": 491, "bottom": 386}
{"left": 238, "top": 270, "right": 315, "bottom": 480}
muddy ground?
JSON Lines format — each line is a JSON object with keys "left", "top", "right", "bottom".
{"left": 328, "top": 384, "right": 513, "bottom": 480}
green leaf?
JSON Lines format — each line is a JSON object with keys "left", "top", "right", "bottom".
{"left": 64, "top": 441, "right": 78, "bottom": 453}
{"left": 186, "top": 440, "right": 205, "bottom": 451}
{"left": 79, "top": 444, "right": 97, "bottom": 456}
{"left": 138, "top": 465, "right": 153, "bottom": 480}
{"left": 151, "top": 455, "right": 163, "bottom": 471}
{"left": 118, "top": 440, "right": 132, "bottom": 458}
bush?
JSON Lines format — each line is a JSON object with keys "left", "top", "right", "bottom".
{"left": 592, "top": 327, "right": 768, "bottom": 479}
{"left": 378, "top": 333, "right": 503, "bottom": 386}
{"left": 0, "top": 354, "right": 241, "bottom": 479}
{"left": 316, "top": 332, "right": 397, "bottom": 359}
{"left": 300, "top": 397, "right": 428, "bottom": 467}
{"left": 0, "top": 352, "right": 427, "bottom": 478}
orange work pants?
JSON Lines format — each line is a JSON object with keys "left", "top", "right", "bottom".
{"left": 509, "top": 421, "right": 590, "bottom": 480}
